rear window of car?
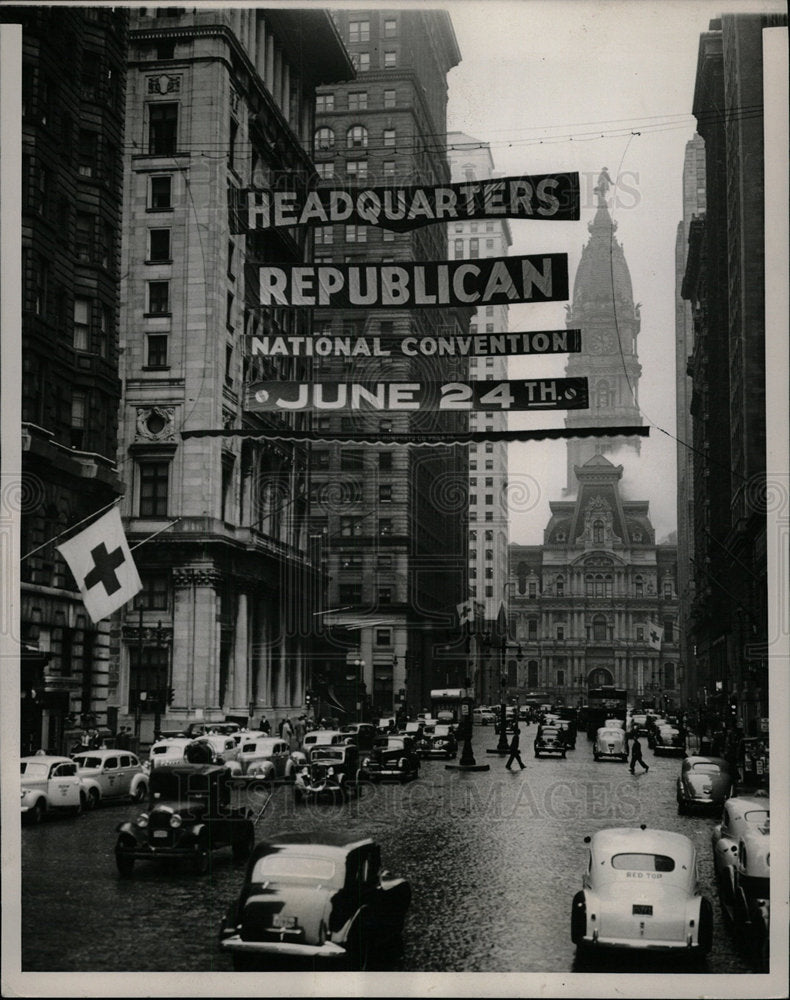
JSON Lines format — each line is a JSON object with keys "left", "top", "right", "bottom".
{"left": 73, "top": 756, "right": 102, "bottom": 768}
{"left": 691, "top": 762, "right": 721, "bottom": 774}
{"left": 611, "top": 853, "right": 676, "bottom": 872}
{"left": 120, "top": 755, "right": 132, "bottom": 767}
{"left": 600, "top": 730, "right": 622, "bottom": 739}
{"left": 252, "top": 855, "right": 336, "bottom": 882}
{"left": 21, "top": 762, "right": 49, "bottom": 780}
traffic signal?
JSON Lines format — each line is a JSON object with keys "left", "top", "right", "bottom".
{"left": 305, "top": 691, "right": 312, "bottom": 706}
{"left": 167, "top": 686, "right": 175, "bottom": 706}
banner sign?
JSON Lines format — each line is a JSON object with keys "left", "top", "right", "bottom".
{"left": 245, "top": 378, "right": 588, "bottom": 413}
{"left": 257, "top": 254, "right": 568, "bottom": 309}
{"left": 232, "top": 173, "right": 580, "bottom": 233}
{"left": 248, "top": 328, "right": 581, "bottom": 358}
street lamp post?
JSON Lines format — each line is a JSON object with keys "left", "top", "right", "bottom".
{"left": 493, "top": 637, "right": 510, "bottom": 754}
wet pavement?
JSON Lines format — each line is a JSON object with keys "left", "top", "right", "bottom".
{"left": 20, "top": 724, "right": 761, "bottom": 974}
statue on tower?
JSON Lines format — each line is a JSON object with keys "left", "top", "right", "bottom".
{"left": 594, "top": 166, "right": 614, "bottom": 201}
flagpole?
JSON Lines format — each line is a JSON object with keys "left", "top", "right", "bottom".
{"left": 20, "top": 496, "right": 122, "bottom": 561}
{"left": 129, "top": 518, "right": 182, "bottom": 552}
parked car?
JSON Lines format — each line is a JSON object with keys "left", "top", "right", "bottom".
{"left": 183, "top": 721, "right": 241, "bottom": 739}
{"left": 653, "top": 726, "right": 685, "bottom": 757}
{"left": 676, "top": 756, "right": 733, "bottom": 815}
{"left": 20, "top": 756, "right": 86, "bottom": 822}
{"left": 236, "top": 736, "right": 298, "bottom": 781}
{"left": 711, "top": 793, "right": 770, "bottom": 969}
{"left": 571, "top": 826, "right": 713, "bottom": 956}
{"left": 534, "top": 725, "right": 567, "bottom": 759}
{"left": 114, "top": 764, "right": 255, "bottom": 876}
{"left": 593, "top": 726, "right": 628, "bottom": 763}
{"left": 301, "top": 729, "right": 346, "bottom": 754}
{"left": 473, "top": 707, "right": 497, "bottom": 726}
{"left": 376, "top": 716, "right": 397, "bottom": 734}
{"left": 192, "top": 734, "right": 240, "bottom": 769}
{"left": 147, "top": 736, "right": 200, "bottom": 771}
{"left": 219, "top": 832, "right": 411, "bottom": 970}
{"left": 339, "top": 722, "right": 377, "bottom": 752}
{"left": 399, "top": 720, "right": 425, "bottom": 743}
{"left": 629, "top": 713, "right": 649, "bottom": 737}
{"left": 361, "top": 736, "right": 420, "bottom": 783}
{"left": 420, "top": 724, "right": 457, "bottom": 759}
{"left": 72, "top": 748, "right": 148, "bottom": 808}
{"left": 646, "top": 717, "right": 668, "bottom": 748}
{"left": 293, "top": 744, "right": 361, "bottom": 802}
{"left": 555, "top": 709, "right": 578, "bottom": 747}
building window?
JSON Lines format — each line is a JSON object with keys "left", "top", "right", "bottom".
{"left": 384, "top": 51, "right": 397, "bottom": 68}
{"left": 527, "top": 660, "right": 539, "bottom": 687}
{"left": 383, "top": 89, "right": 396, "bottom": 108}
{"left": 347, "top": 125, "right": 368, "bottom": 149}
{"left": 636, "top": 626, "right": 645, "bottom": 641}
{"left": 148, "top": 102, "right": 178, "bottom": 155}
{"left": 635, "top": 576, "right": 643, "bottom": 597}
{"left": 349, "top": 20, "right": 370, "bottom": 43}
{"left": 139, "top": 460, "right": 169, "bottom": 516}
{"left": 383, "top": 128, "right": 396, "bottom": 147}
{"left": 345, "top": 224, "right": 367, "bottom": 243}
{"left": 147, "top": 281, "right": 170, "bottom": 315}
{"left": 379, "top": 518, "right": 393, "bottom": 536}
{"left": 556, "top": 577, "right": 564, "bottom": 597}
{"left": 592, "top": 615, "right": 607, "bottom": 642}
{"left": 98, "top": 305, "right": 111, "bottom": 358}
{"left": 663, "top": 581, "right": 673, "bottom": 598}
{"left": 135, "top": 573, "right": 170, "bottom": 610}
{"left": 383, "top": 161, "right": 396, "bottom": 179}
{"left": 383, "top": 18, "right": 397, "bottom": 36}
{"left": 70, "top": 391, "right": 87, "bottom": 449}
{"left": 528, "top": 619, "right": 537, "bottom": 640}
{"left": 339, "top": 517, "right": 361, "bottom": 537}
{"left": 346, "top": 160, "right": 368, "bottom": 181}
{"left": 556, "top": 625, "right": 565, "bottom": 640}
{"left": 146, "top": 334, "right": 168, "bottom": 367}
{"left": 378, "top": 452, "right": 393, "bottom": 471}
{"left": 355, "top": 52, "right": 370, "bottom": 72}
{"left": 339, "top": 583, "right": 363, "bottom": 604}
{"left": 664, "top": 663, "right": 675, "bottom": 688}
{"left": 312, "top": 449, "right": 330, "bottom": 470}
{"left": 377, "top": 554, "right": 393, "bottom": 569}
{"left": 379, "top": 485, "right": 392, "bottom": 503}
{"left": 77, "top": 130, "right": 98, "bottom": 178}
{"left": 556, "top": 670, "right": 565, "bottom": 687}
{"left": 73, "top": 298, "right": 90, "bottom": 351}
{"left": 593, "top": 520, "right": 604, "bottom": 544}
{"left": 149, "top": 175, "right": 172, "bottom": 208}
{"left": 340, "top": 449, "right": 364, "bottom": 470}
{"left": 378, "top": 587, "right": 392, "bottom": 603}
{"left": 316, "top": 162, "right": 334, "bottom": 180}
{"left": 316, "top": 93, "right": 334, "bottom": 113}
{"left": 314, "top": 126, "right": 335, "bottom": 153}
{"left": 528, "top": 582, "right": 537, "bottom": 598}
{"left": 486, "top": 239, "right": 494, "bottom": 251}
{"left": 348, "top": 91, "right": 367, "bottom": 111}
{"left": 454, "top": 238, "right": 464, "bottom": 257}
{"left": 664, "top": 618, "right": 674, "bottom": 642}
{"left": 148, "top": 228, "right": 171, "bottom": 262}
{"left": 469, "top": 238, "right": 479, "bottom": 256}
{"left": 376, "top": 628, "right": 392, "bottom": 646}
{"left": 75, "top": 212, "right": 94, "bottom": 263}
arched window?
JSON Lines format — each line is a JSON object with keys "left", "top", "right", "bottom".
{"left": 585, "top": 574, "right": 594, "bottom": 597}
{"left": 313, "top": 126, "right": 335, "bottom": 152}
{"left": 507, "top": 660, "right": 517, "bottom": 687}
{"left": 346, "top": 125, "right": 368, "bottom": 149}
{"left": 527, "top": 618, "right": 537, "bottom": 640}
{"left": 556, "top": 576, "right": 564, "bottom": 597}
{"left": 605, "top": 574, "right": 613, "bottom": 598}
{"left": 635, "top": 575, "right": 643, "bottom": 597}
{"left": 527, "top": 660, "right": 538, "bottom": 687}
{"left": 517, "top": 561, "right": 528, "bottom": 595}
{"left": 593, "top": 519, "right": 604, "bottom": 543}
{"left": 556, "top": 669, "right": 565, "bottom": 687}
{"left": 596, "top": 379, "right": 612, "bottom": 408}
{"left": 595, "top": 574, "right": 605, "bottom": 597}
{"left": 592, "top": 614, "right": 607, "bottom": 641}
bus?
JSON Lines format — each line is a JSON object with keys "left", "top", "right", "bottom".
{"left": 584, "top": 686, "right": 628, "bottom": 739}
{"left": 430, "top": 688, "right": 474, "bottom": 730}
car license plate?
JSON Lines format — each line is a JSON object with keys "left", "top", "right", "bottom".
{"left": 153, "top": 829, "right": 168, "bottom": 839}
{"left": 632, "top": 904, "right": 653, "bottom": 915}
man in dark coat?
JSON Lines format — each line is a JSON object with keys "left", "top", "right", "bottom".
{"left": 629, "top": 734, "right": 649, "bottom": 773}
{"left": 506, "top": 727, "right": 526, "bottom": 770}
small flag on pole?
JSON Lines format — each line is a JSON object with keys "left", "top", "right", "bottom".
{"left": 56, "top": 507, "right": 142, "bottom": 623}
{"left": 456, "top": 600, "right": 474, "bottom": 625}
{"left": 646, "top": 620, "right": 664, "bottom": 651}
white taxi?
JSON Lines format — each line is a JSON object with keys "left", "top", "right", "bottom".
{"left": 593, "top": 726, "right": 629, "bottom": 763}
{"left": 146, "top": 736, "right": 198, "bottom": 770}
{"left": 21, "top": 755, "right": 85, "bottom": 823}
{"left": 236, "top": 736, "right": 298, "bottom": 781}
{"left": 571, "top": 826, "right": 713, "bottom": 955}
{"left": 71, "top": 748, "right": 148, "bottom": 807}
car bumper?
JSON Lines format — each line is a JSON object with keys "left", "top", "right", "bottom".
{"left": 580, "top": 933, "right": 702, "bottom": 951}
{"left": 595, "top": 750, "right": 626, "bottom": 759}
{"left": 363, "top": 767, "right": 407, "bottom": 778}
{"left": 220, "top": 934, "right": 346, "bottom": 959}
{"left": 116, "top": 843, "right": 205, "bottom": 861}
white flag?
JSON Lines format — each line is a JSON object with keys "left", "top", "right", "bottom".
{"left": 57, "top": 507, "right": 142, "bottom": 623}
{"left": 646, "top": 620, "right": 663, "bottom": 650}
{"left": 457, "top": 600, "right": 473, "bottom": 625}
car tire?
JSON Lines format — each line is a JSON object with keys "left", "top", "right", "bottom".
{"left": 698, "top": 897, "right": 714, "bottom": 955}
{"left": 346, "top": 925, "right": 371, "bottom": 972}
{"left": 29, "top": 799, "right": 46, "bottom": 825}
{"left": 133, "top": 783, "right": 147, "bottom": 803}
{"left": 115, "top": 852, "right": 134, "bottom": 877}
{"left": 87, "top": 787, "right": 100, "bottom": 810}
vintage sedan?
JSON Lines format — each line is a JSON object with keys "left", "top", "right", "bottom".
{"left": 147, "top": 736, "right": 200, "bottom": 771}
{"left": 473, "top": 707, "right": 497, "bottom": 726}
{"left": 192, "top": 734, "right": 240, "bottom": 769}
{"left": 629, "top": 713, "right": 649, "bottom": 737}
{"left": 593, "top": 726, "right": 628, "bottom": 763}
{"left": 115, "top": 764, "right": 255, "bottom": 876}
{"left": 21, "top": 756, "right": 86, "bottom": 822}
{"left": 236, "top": 736, "right": 298, "bottom": 782}
{"left": 360, "top": 736, "right": 420, "bottom": 783}
{"left": 534, "top": 725, "right": 567, "bottom": 759}
{"left": 219, "top": 833, "right": 411, "bottom": 970}
{"left": 421, "top": 724, "right": 457, "bottom": 759}
{"left": 400, "top": 720, "right": 425, "bottom": 743}
{"left": 294, "top": 745, "right": 361, "bottom": 802}
{"left": 72, "top": 748, "right": 148, "bottom": 807}
{"left": 676, "top": 756, "right": 733, "bottom": 814}
{"left": 300, "top": 730, "right": 346, "bottom": 754}
{"left": 571, "top": 826, "right": 713, "bottom": 956}
{"left": 653, "top": 726, "right": 685, "bottom": 757}
{"left": 339, "top": 722, "right": 377, "bottom": 752}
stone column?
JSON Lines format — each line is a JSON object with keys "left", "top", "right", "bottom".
{"left": 230, "top": 592, "right": 248, "bottom": 715}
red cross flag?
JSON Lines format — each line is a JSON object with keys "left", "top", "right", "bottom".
{"left": 56, "top": 507, "right": 142, "bottom": 623}
{"left": 646, "top": 620, "right": 664, "bottom": 651}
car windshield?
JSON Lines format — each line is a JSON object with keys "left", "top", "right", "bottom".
{"left": 434, "top": 726, "right": 451, "bottom": 736}
{"left": 243, "top": 741, "right": 272, "bottom": 753}
{"left": 600, "top": 730, "right": 622, "bottom": 740}
{"left": 691, "top": 762, "right": 722, "bottom": 774}
{"left": 311, "top": 749, "right": 344, "bottom": 762}
{"left": 611, "top": 853, "right": 676, "bottom": 872}
{"left": 251, "top": 854, "right": 336, "bottom": 883}
{"left": 73, "top": 756, "right": 103, "bottom": 768}
{"left": 377, "top": 738, "right": 404, "bottom": 750}
{"left": 541, "top": 727, "right": 559, "bottom": 736}
{"left": 20, "top": 762, "right": 49, "bottom": 780}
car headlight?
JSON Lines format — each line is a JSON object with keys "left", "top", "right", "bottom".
{"left": 136, "top": 813, "right": 149, "bottom": 828}
{"left": 362, "top": 758, "right": 370, "bottom": 768}
{"left": 170, "top": 814, "right": 182, "bottom": 828}
{"left": 327, "top": 766, "right": 335, "bottom": 776}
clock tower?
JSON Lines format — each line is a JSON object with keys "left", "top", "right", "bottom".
{"left": 564, "top": 169, "right": 643, "bottom": 491}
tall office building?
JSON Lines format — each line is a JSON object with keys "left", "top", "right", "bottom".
{"left": 116, "top": 8, "right": 352, "bottom": 740}
{"left": 682, "top": 13, "right": 785, "bottom": 734}
{"left": 310, "top": 9, "right": 472, "bottom": 719}
{"left": 447, "top": 132, "right": 511, "bottom": 705}
{"left": 674, "top": 135, "right": 706, "bottom": 711}
{"left": 3, "top": 6, "right": 129, "bottom": 754}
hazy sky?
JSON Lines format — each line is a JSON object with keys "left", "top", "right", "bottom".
{"left": 442, "top": 0, "right": 785, "bottom": 543}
